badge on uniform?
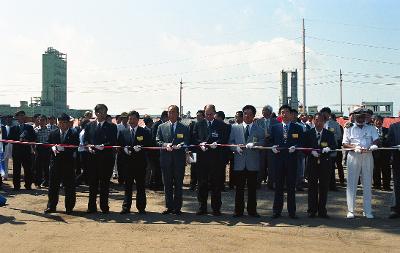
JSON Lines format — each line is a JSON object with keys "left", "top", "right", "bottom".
{"left": 320, "top": 142, "right": 328, "bottom": 147}
{"left": 329, "top": 128, "right": 335, "bottom": 132}
{"left": 177, "top": 133, "right": 184, "bottom": 139}
{"left": 211, "top": 132, "right": 219, "bottom": 138}
{"left": 292, "top": 133, "right": 299, "bottom": 139}
{"left": 136, "top": 136, "right": 143, "bottom": 141}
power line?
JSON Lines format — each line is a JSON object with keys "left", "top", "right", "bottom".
{"left": 309, "top": 51, "right": 400, "bottom": 65}
{"left": 305, "top": 18, "right": 400, "bottom": 32}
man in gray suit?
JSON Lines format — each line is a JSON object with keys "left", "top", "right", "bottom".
{"left": 156, "top": 105, "right": 190, "bottom": 215}
{"left": 255, "top": 105, "right": 279, "bottom": 189}
{"left": 229, "top": 105, "right": 265, "bottom": 217}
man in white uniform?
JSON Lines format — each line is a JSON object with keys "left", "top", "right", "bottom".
{"left": 342, "top": 108, "right": 379, "bottom": 219}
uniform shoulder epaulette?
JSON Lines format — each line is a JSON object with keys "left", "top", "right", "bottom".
{"left": 344, "top": 122, "right": 353, "bottom": 128}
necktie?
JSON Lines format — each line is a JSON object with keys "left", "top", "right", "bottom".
{"left": 170, "top": 123, "right": 175, "bottom": 141}
{"left": 131, "top": 128, "right": 135, "bottom": 145}
{"left": 283, "top": 124, "right": 288, "bottom": 143}
{"left": 245, "top": 125, "right": 250, "bottom": 142}
{"left": 378, "top": 128, "right": 382, "bottom": 137}
{"left": 61, "top": 132, "right": 66, "bottom": 143}
{"left": 317, "top": 132, "right": 321, "bottom": 145}
{"left": 208, "top": 121, "right": 212, "bottom": 130}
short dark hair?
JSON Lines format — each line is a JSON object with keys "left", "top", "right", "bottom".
{"left": 160, "top": 110, "right": 168, "bottom": 118}
{"left": 235, "top": 111, "right": 243, "bottom": 117}
{"left": 216, "top": 111, "right": 225, "bottom": 120}
{"left": 196, "top": 110, "right": 205, "bottom": 117}
{"left": 94, "top": 104, "right": 108, "bottom": 113}
{"left": 278, "top": 105, "right": 292, "bottom": 114}
{"left": 290, "top": 108, "right": 298, "bottom": 114}
{"left": 375, "top": 115, "right": 384, "bottom": 121}
{"left": 115, "top": 115, "right": 121, "bottom": 120}
{"left": 314, "top": 112, "right": 323, "bottom": 119}
{"left": 320, "top": 107, "right": 331, "bottom": 114}
{"left": 15, "top": 110, "right": 26, "bottom": 116}
{"left": 204, "top": 104, "right": 216, "bottom": 113}
{"left": 242, "top": 105, "right": 256, "bottom": 116}
{"left": 143, "top": 116, "right": 153, "bottom": 125}
{"left": 128, "top": 110, "right": 140, "bottom": 119}
{"left": 80, "top": 119, "right": 90, "bottom": 128}
{"left": 57, "top": 113, "right": 70, "bottom": 122}
{"left": 168, "top": 105, "right": 179, "bottom": 114}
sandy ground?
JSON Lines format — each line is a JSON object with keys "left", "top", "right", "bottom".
{"left": 1, "top": 165, "right": 400, "bottom": 253}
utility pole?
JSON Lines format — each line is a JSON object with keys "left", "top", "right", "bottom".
{"left": 340, "top": 69, "right": 343, "bottom": 114}
{"left": 302, "top": 18, "right": 306, "bottom": 113}
{"left": 179, "top": 78, "right": 183, "bottom": 118}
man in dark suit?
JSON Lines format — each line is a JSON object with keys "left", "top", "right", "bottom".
{"left": 44, "top": 113, "right": 79, "bottom": 214}
{"left": 9, "top": 110, "right": 36, "bottom": 190}
{"left": 118, "top": 110, "right": 151, "bottom": 214}
{"left": 156, "top": 105, "right": 190, "bottom": 215}
{"left": 149, "top": 110, "right": 168, "bottom": 190}
{"left": 270, "top": 105, "right": 304, "bottom": 219}
{"left": 192, "top": 105, "right": 227, "bottom": 216}
{"left": 388, "top": 120, "right": 400, "bottom": 218}
{"left": 304, "top": 112, "right": 336, "bottom": 218}
{"left": 83, "top": 104, "right": 117, "bottom": 214}
{"left": 188, "top": 110, "right": 205, "bottom": 191}
{"left": 372, "top": 115, "right": 391, "bottom": 191}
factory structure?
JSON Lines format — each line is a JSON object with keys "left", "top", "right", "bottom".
{"left": 0, "top": 47, "right": 89, "bottom": 118}
{"left": 279, "top": 69, "right": 299, "bottom": 110}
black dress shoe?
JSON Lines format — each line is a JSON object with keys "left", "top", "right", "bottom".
{"left": 173, "top": 210, "right": 182, "bottom": 215}
{"left": 44, "top": 208, "right": 56, "bottom": 214}
{"left": 162, "top": 209, "right": 173, "bottom": 215}
{"left": 289, "top": 214, "right": 298, "bottom": 219}
{"left": 212, "top": 210, "right": 222, "bottom": 216}
{"left": 138, "top": 210, "right": 146, "bottom": 215}
{"left": 271, "top": 213, "right": 281, "bottom": 219}
{"left": 389, "top": 212, "right": 400, "bottom": 219}
{"left": 196, "top": 209, "right": 207, "bottom": 215}
{"left": 86, "top": 209, "right": 97, "bottom": 214}
{"left": 120, "top": 209, "right": 130, "bottom": 214}
{"left": 248, "top": 212, "right": 260, "bottom": 218}
{"left": 102, "top": 209, "right": 110, "bottom": 214}
{"left": 66, "top": 209, "right": 73, "bottom": 215}
{"left": 233, "top": 213, "right": 243, "bottom": 218}
{"left": 308, "top": 213, "right": 316, "bottom": 218}
{"left": 25, "top": 185, "right": 32, "bottom": 190}
{"left": 318, "top": 213, "right": 329, "bottom": 218}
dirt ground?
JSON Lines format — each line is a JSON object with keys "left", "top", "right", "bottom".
{"left": 1, "top": 165, "right": 400, "bottom": 253}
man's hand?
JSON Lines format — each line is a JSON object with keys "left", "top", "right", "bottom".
{"left": 322, "top": 147, "right": 331, "bottom": 153}
{"left": 173, "top": 143, "right": 183, "bottom": 150}
{"left": 272, "top": 145, "right": 280, "bottom": 154}
{"left": 209, "top": 142, "right": 218, "bottom": 149}
{"left": 245, "top": 143, "right": 254, "bottom": 149}
{"left": 369, "top": 145, "right": 378, "bottom": 151}
{"left": 165, "top": 143, "right": 173, "bottom": 152}
{"left": 133, "top": 145, "right": 142, "bottom": 152}
{"left": 288, "top": 146, "right": 296, "bottom": 153}
{"left": 311, "top": 150, "right": 319, "bottom": 157}
{"left": 199, "top": 142, "right": 207, "bottom": 152}
{"left": 354, "top": 146, "right": 362, "bottom": 153}
{"left": 94, "top": 144, "right": 104, "bottom": 150}
{"left": 123, "top": 146, "right": 132, "bottom": 155}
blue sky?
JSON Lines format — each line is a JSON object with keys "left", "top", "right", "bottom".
{"left": 0, "top": 0, "right": 399, "bottom": 116}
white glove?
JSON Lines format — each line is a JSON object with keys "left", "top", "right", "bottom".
{"left": 288, "top": 146, "right": 296, "bottom": 153}
{"left": 124, "top": 146, "right": 132, "bottom": 155}
{"left": 173, "top": 143, "right": 182, "bottom": 150}
{"left": 322, "top": 147, "right": 331, "bottom": 153}
{"left": 369, "top": 145, "right": 378, "bottom": 151}
{"left": 396, "top": 145, "right": 400, "bottom": 151}
{"left": 272, "top": 145, "right": 280, "bottom": 154}
{"left": 165, "top": 143, "right": 173, "bottom": 152}
{"left": 209, "top": 142, "right": 218, "bottom": 149}
{"left": 56, "top": 145, "right": 65, "bottom": 152}
{"left": 94, "top": 144, "right": 104, "bottom": 150}
{"left": 200, "top": 142, "right": 207, "bottom": 152}
{"left": 133, "top": 145, "right": 142, "bottom": 152}
{"left": 51, "top": 145, "right": 60, "bottom": 156}
{"left": 235, "top": 146, "right": 243, "bottom": 155}
{"left": 245, "top": 143, "right": 254, "bottom": 149}
{"left": 354, "top": 146, "right": 362, "bottom": 153}
{"left": 311, "top": 150, "right": 319, "bottom": 157}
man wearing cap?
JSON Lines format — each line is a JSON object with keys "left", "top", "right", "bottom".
{"left": 118, "top": 110, "right": 151, "bottom": 214}
{"left": 84, "top": 104, "right": 117, "bottom": 214}
{"left": 9, "top": 111, "right": 36, "bottom": 190}
{"left": 342, "top": 108, "right": 379, "bottom": 219}
{"left": 44, "top": 113, "right": 79, "bottom": 214}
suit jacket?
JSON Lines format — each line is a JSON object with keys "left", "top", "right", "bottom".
{"left": 9, "top": 123, "right": 36, "bottom": 156}
{"left": 48, "top": 128, "right": 80, "bottom": 163}
{"left": 83, "top": 121, "right": 117, "bottom": 155}
{"left": 229, "top": 123, "right": 265, "bottom": 171}
{"left": 156, "top": 121, "right": 190, "bottom": 169}
{"left": 270, "top": 122, "right": 304, "bottom": 150}
{"left": 388, "top": 122, "right": 400, "bottom": 166}
{"left": 1, "top": 125, "right": 11, "bottom": 149}
{"left": 304, "top": 128, "right": 336, "bottom": 160}
{"left": 117, "top": 126, "right": 151, "bottom": 171}
{"left": 374, "top": 127, "right": 390, "bottom": 159}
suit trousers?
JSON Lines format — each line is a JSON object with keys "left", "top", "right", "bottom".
{"left": 273, "top": 151, "right": 297, "bottom": 215}
{"left": 122, "top": 165, "right": 146, "bottom": 212}
{"left": 346, "top": 152, "right": 373, "bottom": 215}
{"left": 197, "top": 152, "right": 224, "bottom": 212}
{"left": 307, "top": 157, "right": 331, "bottom": 215}
{"left": 87, "top": 152, "right": 114, "bottom": 212}
{"left": 12, "top": 151, "right": 33, "bottom": 189}
{"left": 47, "top": 158, "right": 76, "bottom": 211}
{"left": 373, "top": 151, "right": 391, "bottom": 189}
{"left": 34, "top": 146, "right": 51, "bottom": 185}
{"left": 234, "top": 169, "right": 258, "bottom": 215}
{"left": 391, "top": 154, "right": 400, "bottom": 213}
{"left": 161, "top": 160, "right": 185, "bottom": 211}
